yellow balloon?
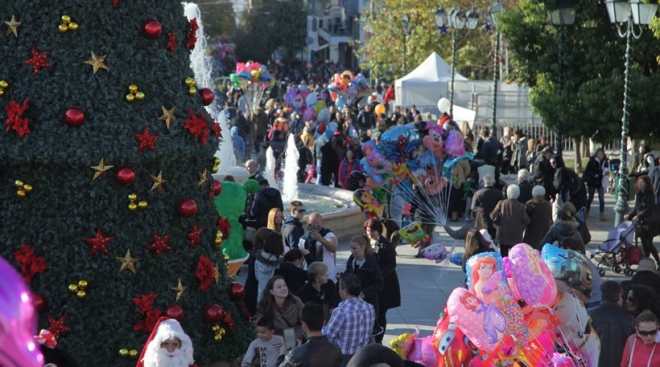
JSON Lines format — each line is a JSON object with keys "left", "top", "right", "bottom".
{"left": 375, "top": 104, "right": 386, "bottom": 116}
{"left": 314, "top": 101, "right": 325, "bottom": 114}
{"left": 250, "top": 69, "right": 260, "bottom": 79}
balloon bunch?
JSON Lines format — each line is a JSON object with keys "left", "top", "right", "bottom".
{"left": 399, "top": 243, "right": 601, "bottom": 367}
{"left": 326, "top": 70, "right": 369, "bottom": 110}
{"left": 284, "top": 85, "right": 331, "bottom": 123}
{"left": 230, "top": 61, "right": 273, "bottom": 111}
{"left": 353, "top": 124, "right": 469, "bottom": 226}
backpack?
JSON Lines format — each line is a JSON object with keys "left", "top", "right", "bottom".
{"left": 565, "top": 169, "right": 584, "bottom": 195}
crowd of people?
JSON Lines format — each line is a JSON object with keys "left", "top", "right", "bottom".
{"left": 216, "top": 73, "right": 660, "bottom": 366}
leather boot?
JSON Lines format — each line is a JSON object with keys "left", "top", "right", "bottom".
{"left": 600, "top": 213, "right": 607, "bottom": 221}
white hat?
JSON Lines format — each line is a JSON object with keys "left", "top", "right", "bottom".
{"left": 139, "top": 318, "right": 194, "bottom": 367}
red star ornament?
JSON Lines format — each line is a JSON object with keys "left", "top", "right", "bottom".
{"left": 84, "top": 228, "right": 114, "bottom": 256}
{"left": 134, "top": 126, "right": 159, "bottom": 152}
{"left": 47, "top": 314, "right": 72, "bottom": 340}
{"left": 187, "top": 223, "right": 203, "bottom": 249}
{"left": 147, "top": 232, "right": 171, "bottom": 256}
{"left": 24, "top": 47, "right": 51, "bottom": 75}
{"left": 5, "top": 98, "right": 31, "bottom": 138}
{"left": 166, "top": 32, "right": 178, "bottom": 53}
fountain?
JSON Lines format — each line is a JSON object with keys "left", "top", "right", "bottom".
{"left": 264, "top": 147, "right": 277, "bottom": 188}
{"left": 282, "top": 134, "right": 299, "bottom": 202}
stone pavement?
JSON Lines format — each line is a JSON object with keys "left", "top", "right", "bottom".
{"left": 238, "top": 190, "right": 657, "bottom": 347}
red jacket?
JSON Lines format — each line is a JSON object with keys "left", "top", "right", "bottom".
{"left": 620, "top": 334, "right": 660, "bottom": 367}
{"left": 383, "top": 86, "right": 395, "bottom": 104}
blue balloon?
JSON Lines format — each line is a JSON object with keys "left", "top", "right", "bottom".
{"left": 450, "top": 252, "right": 464, "bottom": 266}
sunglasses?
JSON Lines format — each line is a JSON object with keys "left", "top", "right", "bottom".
{"left": 638, "top": 329, "right": 658, "bottom": 337}
{"left": 296, "top": 209, "right": 306, "bottom": 213}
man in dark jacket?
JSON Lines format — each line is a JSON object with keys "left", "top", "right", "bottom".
{"left": 534, "top": 147, "right": 556, "bottom": 200}
{"left": 277, "top": 303, "right": 342, "bottom": 367}
{"left": 355, "top": 104, "right": 375, "bottom": 135}
{"left": 282, "top": 200, "right": 307, "bottom": 250}
{"left": 587, "top": 281, "right": 634, "bottom": 367}
{"left": 471, "top": 174, "right": 504, "bottom": 239}
{"left": 250, "top": 179, "right": 284, "bottom": 229}
{"left": 516, "top": 169, "right": 534, "bottom": 204}
{"left": 621, "top": 258, "right": 660, "bottom": 296}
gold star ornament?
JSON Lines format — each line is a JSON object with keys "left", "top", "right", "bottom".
{"left": 90, "top": 157, "right": 114, "bottom": 180}
{"left": 158, "top": 106, "right": 178, "bottom": 129}
{"left": 116, "top": 249, "right": 139, "bottom": 273}
{"left": 5, "top": 15, "right": 21, "bottom": 37}
{"left": 151, "top": 170, "right": 167, "bottom": 191}
{"left": 198, "top": 169, "right": 208, "bottom": 188}
{"left": 172, "top": 278, "right": 186, "bottom": 302}
{"left": 84, "top": 51, "right": 108, "bottom": 74}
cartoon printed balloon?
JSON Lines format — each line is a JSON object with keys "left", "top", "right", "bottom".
{"left": 508, "top": 243, "right": 557, "bottom": 307}
{"left": 447, "top": 288, "right": 506, "bottom": 353}
{"left": 465, "top": 251, "right": 504, "bottom": 299}
{"left": 305, "top": 92, "right": 317, "bottom": 108}
{"left": 0, "top": 256, "right": 44, "bottom": 367}
{"left": 541, "top": 244, "right": 594, "bottom": 303}
{"left": 434, "top": 311, "right": 475, "bottom": 367}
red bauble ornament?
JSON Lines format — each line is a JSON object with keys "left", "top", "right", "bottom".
{"left": 229, "top": 282, "right": 245, "bottom": 302}
{"left": 177, "top": 199, "right": 197, "bottom": 218}
{"left": 64, "top": 107, "right": 85, "bottom": 128}
{"left": 199, "top": 88, "right": 214, "bottom": 106}
{"left": 203, "top": 304, "right": 224, "bottom": 323}
{"left": 33, "top": 292, "right": 46, "bottom": 312}
{"left": 142, "top": 20, "right": 162, "bottom": 39}
{"left": 165, "top": 304, "right": 184, "bottom": 321}
{"left": 212, "top": 180, "right": 222, "bottom": 196}
{"left": 115, "top": 167, "right": 136, "bottom": 186}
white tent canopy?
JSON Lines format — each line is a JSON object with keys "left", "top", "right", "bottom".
{"left": 395, "top": 52, "right": 467, "bottom": 109}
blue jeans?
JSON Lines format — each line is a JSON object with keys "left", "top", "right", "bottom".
{"left": 587, "top": 186, "right": 605, "bottom": 214}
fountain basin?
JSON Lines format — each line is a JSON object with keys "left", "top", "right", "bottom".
{"left": 296, "top": 183, "right": 364, "bottom": 242}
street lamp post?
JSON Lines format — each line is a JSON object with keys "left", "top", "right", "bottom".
{"left": 435, "top": 8, "right": 478, "bottom": 116}
{"left": 489, "top": 2, "right": 503, "bottom": 139}
{"left": 547, "top": 0, "right": 576, "bottom": 157}
{"left": 605, "top": 0, "right": 658, "bottom": 226}
{"left": 401, "top": 15, "right": 412, "bottom": 74}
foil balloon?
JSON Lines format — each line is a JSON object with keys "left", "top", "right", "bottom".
{"left": 352, "top": 188, "right": 383, "bottom": 219}
{"left": 399, "top": 222, "right": 428, "bottom": 247}
{"left": 420, "top": 244, "right": 450, "bottom": 263}
{"left": 554, "top": 291, "right": 601, "bottom": 367}
{"left": 541, "top": 244, "right": 594, "bottom": 303}
{"left": 0, "top": 256, "right": 44, "bottom": 367}
{"left": 434, "top": 311, "right": 475, "bottom": 367}
{"left": 447, "top": 288, "right": 506, "bottom": 353}
{"left": 465, "top": 252, "right": 504, "bottom": 299}
{"left": 508, "top": 243, "right": 557, "bottom": 307}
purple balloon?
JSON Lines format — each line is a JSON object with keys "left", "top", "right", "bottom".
{"left": 0, "top": 256, "right": 44, "bottom": 367}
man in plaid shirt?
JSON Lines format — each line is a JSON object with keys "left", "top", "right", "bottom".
{"left": 322, "top": 273, "right": 375, "bottom": 365}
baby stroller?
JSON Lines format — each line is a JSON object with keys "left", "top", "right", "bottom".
{"left": 589, "top": 220, "right": 641, "bottom": 276}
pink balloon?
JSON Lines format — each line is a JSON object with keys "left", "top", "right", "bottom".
{"left": 508, "top": 243, "right": 557, "bottom": 307}
{"left": 235, "top": 62, "right": 246, "bottom": 73}
{"left": 447, "top": 288, "right": 506, "bottom": 353}
{"left": 0, "top": 257, "right": 44, "bottom": 367}
{"left": 406, "top": 336, "right": 438, "bottom": 366}
{"left": 444, "top": 130, "right": 465, "bottom": 157}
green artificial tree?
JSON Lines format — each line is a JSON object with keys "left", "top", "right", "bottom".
{"left": 0, "top": 1, "right": 252, "bottom": 366}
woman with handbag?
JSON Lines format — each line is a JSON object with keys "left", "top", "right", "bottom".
{"left": 624, "top": 176, "right": 660, "bottom": 264}
{"left": 490, "top": 184, "right": 530, "bottom": 257}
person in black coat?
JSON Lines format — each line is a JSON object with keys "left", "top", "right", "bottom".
{"left": 583, "top": 148, "right": 609, "bottom": 220}
{"left": 365, "top": 219, "right": 401, "bottom": 343}
{"left": 274, "top": 249, "right": 308, "bottom": 294}
{"left": 250, "top": 179, "right": 284, "bottom": 229}
{"left": 516, "top": 169, "right": 534, "bottom": 205}
{"left": 341, "top": 235, "right": 384, "bottom": 334}
{"left": 296, "top": 261, "right": 339, "bottom": 324}
{"left": 621, "top": 258, "right": 660, "bottom": 297}
{"left": 471, "top": 174, "right": 504, "bottom": 240}
{"left": 624, "top": 175, "right": 660, "bottom": 263}
{"left": 587, "top": 281, "right": 634, "bottom": 367}
{"left": 534, "top": 147, "right": 556, "bottom": 200}
{"left": 551, "top": 155, "right": 587, "bottom": 210}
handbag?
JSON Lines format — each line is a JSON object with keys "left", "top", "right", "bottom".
{"left": 492, "top": 203, "right": 502, "bottom": 226}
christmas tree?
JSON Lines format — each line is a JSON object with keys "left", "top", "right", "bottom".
{"left": 0, "top": 1, "right": 252, "bottom": 365}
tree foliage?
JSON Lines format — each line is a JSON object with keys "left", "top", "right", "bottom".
{"left": 499, "top": 0, "right": 660, "bottom": 142}
{"left": 198, "top": 2, "right": 238, "bottom": 39}
{"left": 357, "top": 0, "right": 496, "bottom": 80}
{"left": 234, "top": 0, "right": 306, "bottom": 64}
